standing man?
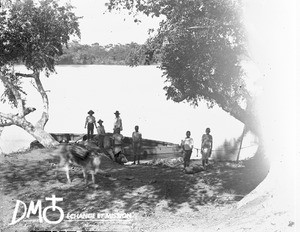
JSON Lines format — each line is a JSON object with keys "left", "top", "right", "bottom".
{"left": 84, "top": 110, "right": 97, "bottom": 140}
{"left": 96, "top": 119, "right": 105, "bottom": 147}
{"left": 201, "top": 127, "right": 213, "bottom": 168}
{"left": 113, "top": 110, "right": 123, "bottom": 133}
{"left": 181, "top": 131, "right": 194, "bottom": 169}
{"left": 112, "top": 127, "right": 126, "bottom": 164}
{"left": 132, "top": 125, "right": 142, "bottom": 165}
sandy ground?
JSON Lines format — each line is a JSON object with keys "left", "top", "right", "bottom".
{"left": 0, "top": 147, "right": 295, "bottom": 232}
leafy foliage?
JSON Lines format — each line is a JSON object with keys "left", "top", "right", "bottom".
{"left": 107, "top": 0, "right": 251, "bottom": 123}
{"left": 0, "top": 0, "right": 80, "bottom": 106}
{"left": 0, "top": 66, "right": 27, "bottom": 107}
{"left": 0, "top": 0, "right": 80, "bottom": 73}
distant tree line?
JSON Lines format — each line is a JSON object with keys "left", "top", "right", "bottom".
{"left": 57, "top": 41, "right": 160, "bottom": 66}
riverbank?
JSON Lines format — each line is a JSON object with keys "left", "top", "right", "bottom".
{"left": 0, "top": 65, "right": 250, "bottom": 156}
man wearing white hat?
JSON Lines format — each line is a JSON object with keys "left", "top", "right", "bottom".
{"left": 84, "top": 110, "right": 96, "bottom": 140}
{"left": 96, "top": 119, "right": 105, "bottom": 147}
{"left": 113, "top": 110, "right": 123, "bottom": 133}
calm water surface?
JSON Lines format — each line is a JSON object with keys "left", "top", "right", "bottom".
{"left": 0, "top": 65, "right": 255, "bottom": 157}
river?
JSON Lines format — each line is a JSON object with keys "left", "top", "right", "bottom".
{"left": 0, "top": 65, "right": 257, "bottom": 159}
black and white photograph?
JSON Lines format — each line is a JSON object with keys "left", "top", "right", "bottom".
{"left": 0, "top": 0, "right": 298, "bottom": 231}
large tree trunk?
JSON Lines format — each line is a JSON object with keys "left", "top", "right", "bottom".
{"left": 0, "top": 115, "right": 58, "bottom": 148}
{"left": 220, "top": 0, "right": 297, "bottom": 230}
{"left": 220, "top": 98, "right": 261, "bottom": 139}
{"left": 0, "top": 70, "right": 59, "bottom": 148}
{"left": 26, "top": 127, "right": 58, "bottom": 147}
{"left": 13, "top": 116, "right": 58, "bottom": 147}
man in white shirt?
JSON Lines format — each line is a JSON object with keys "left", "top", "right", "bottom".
{"left": 96, "top": 119, "right": 105, "bottom": 147}
{"left": 113, "top": 110, "right": 123, "bottom": 133}
{"left": 84, "top": 110, "right": 97, "bottom": 140}
{"left": 181, "top": 131, "right": 194, "bottom": 168}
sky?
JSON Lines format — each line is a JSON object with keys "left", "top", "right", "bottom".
{"left": 66, "top": 0, "right": 162, "bottom": 45}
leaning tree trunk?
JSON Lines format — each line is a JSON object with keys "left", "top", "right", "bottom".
{"left": 12, "top": 114, "right": 58, "bottom": 148}
{"left": 27, "top": 127, "right": 59, "bottom": 148}
{"left": 216, "top": 1, "right": 297, "bottom": 230}
{"left": 0, "top": 70, "right": 59, "bottom": 148}
{"left": 20, "top": 72, "right": 59, "bottom": 147}
{"left": 0, "top": 113, "right": 58, "bottom": 148}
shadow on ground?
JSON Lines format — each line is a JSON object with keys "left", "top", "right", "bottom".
{"left": 0, "top": 148, "right": 269, "bottom": 231}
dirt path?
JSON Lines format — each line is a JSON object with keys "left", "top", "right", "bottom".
{"left": 0, "top": 148, "right": 269, "bottom": 232}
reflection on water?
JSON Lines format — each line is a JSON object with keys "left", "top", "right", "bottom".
{"left": 0, "top": 65, "right": 255, "bottom": 158}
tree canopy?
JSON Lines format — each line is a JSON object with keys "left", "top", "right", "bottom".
{"left": 106, "top": 0, "right": 258, "bottom": 134}
{"left": 106, "top": 2, "right": 297, "bottom": 229}
{"left": 0, "top": 0, "right": 80, "bottom": 71}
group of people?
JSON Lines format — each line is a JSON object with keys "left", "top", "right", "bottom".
{"left": 84, "top": 110, "right": 142, "bottom": 164}
{"left": 181, "top": 128, "right": 213, "bottom": 169}
{"left": 85, "top": 109, "right": 212, "bottom": 168}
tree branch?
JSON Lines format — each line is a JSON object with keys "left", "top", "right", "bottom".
{"left": 0, "top": 112, "right": 15, "bottom": 126}
{"left": 15, "top": 72, "right": 35, "bottom": 78}
{"left": 0, "top": 121, "right": 14, "bottom": 127}
{"left": 33, "top": 71, "right": 49, "bottom": 129}
{"left": 0, "top": 106, "right": 36, "bottom": 127}
{"left": 0, "top": 73, "right": 25, "bottom": 116}
{"left": 23, "top": 107, "right": 36, "bottom": 116}
{"left": 170, "top": 87, "right": 260, "bottom": 135}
